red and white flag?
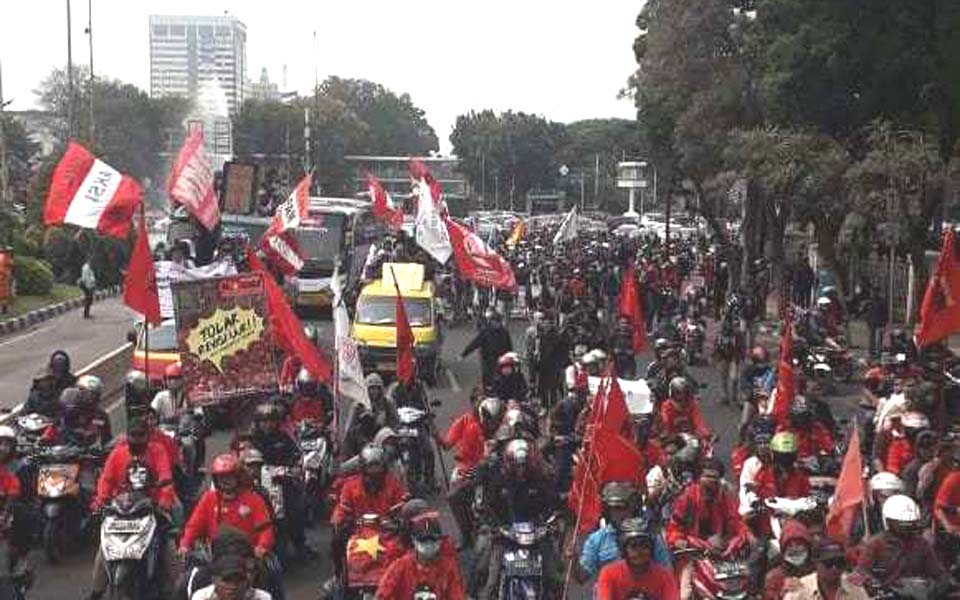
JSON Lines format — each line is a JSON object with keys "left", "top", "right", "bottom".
{"left": 445, "top": 217, "right": 517, "bottom": 292}
{"left": 44, "top": 142, "right": 142, "bottom": 238}
{"left": 167, "top": 129, "right": 219, "bottom": 231}
{"left": 260, "top": 174, "right": 312, "bottom": 274}
{"left": 367, "top": 174, "right": 403, "bottom": 231}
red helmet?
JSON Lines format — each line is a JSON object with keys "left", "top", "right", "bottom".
{"left": 498, "top": 352, "right": 520, "bottom": 368}
{"left": 164, "top": 362, "right": 183, "bottom": 378}
{"left": 211, "top": 453, "right": 240, "bottom": 477}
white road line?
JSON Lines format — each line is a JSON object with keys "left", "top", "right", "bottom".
{"left": 0, "top": 324, "right": 52, "bottom": 348}
{"left": 445, "top": 368, "right": 462, "bottom": 392}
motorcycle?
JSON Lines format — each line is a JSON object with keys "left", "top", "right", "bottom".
{"left": 32, "top": 444, "right": 101, "bottom": 563}
{"left": 492, "top": 515, "right": 558, "bottom": 600}
{"left": 297, "top": 420, "right": 334, "bottom": 522}
{"left": 680, "top": 318, "right": 706, "bottom": 365}
{"left": 673, "top": 548, "right": 750, "bottom": 600}
{"left": 14, "top": 414, "right": 52, "bottom": 447}
{"left": 761, "top": 496, "right": 819, "bottom": 556}
{"left": 0, "top": 501, "right": 30, "bottom": 600}
{"left": 100, "top": 463, "right": 165, "bottom": 600}
{"left": 344, "top": 514, "right": 405, "bottom": 600}
{"left": 395, "top": 406, "right": 433, "bottom": 495}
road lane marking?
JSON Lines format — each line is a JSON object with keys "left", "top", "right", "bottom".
{"left": 0, "top": 325, "right": 52, "bottom": 348}
{"left": 445, "top": 368, "right": 461, "bottom": 392}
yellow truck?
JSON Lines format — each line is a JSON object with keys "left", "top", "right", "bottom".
{"left": 351, "top": 263, "right": 443, "bottom": 385}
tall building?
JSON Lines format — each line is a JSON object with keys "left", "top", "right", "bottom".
{"left": 149, "top": 15, "right": 247, "bottom": 114}
{"left": 248, "top": 68, "right": 280, "bottom": 103}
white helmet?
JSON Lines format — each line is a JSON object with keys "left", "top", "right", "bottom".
{"left": 581, "top": 351, "right": 599, "bottom": 366}
{"left": 881, "top": 494, "right": 923, "bottom": 532}
{"left": 816, "top": 297, "right": 831, "bottom": 307}
{"left": 0, "top": 426, "right": 15, "bottom": 441}
{"left": 591, "top": 349, "right": 608, "bottom": 363}
{"left": 900, "top": 411, "right": 930, "bottom": 430}
{"left": 869, "top": 472, "right": 904, "bottom": 494}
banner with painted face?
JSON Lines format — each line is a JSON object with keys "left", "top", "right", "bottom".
{"left": 172, "top": 272, "right": 277, "bottom": 406}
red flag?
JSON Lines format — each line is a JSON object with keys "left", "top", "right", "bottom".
{"left": 44, "top": 141, "right": 142, "bottom": 238}
{"left": 367, "top": 174, "right": 403, "bottom": 231}
{"left": 167, "top": 129, "right": 219, "bottom": 231}
{"left": 444, "top": 217, "right": 518, "bottom": 292}
{"left": 259, "top": 174, "right": 312, "bottom": 274}
{"left": 567, "top": 429, "right": 644, "bottom": 533}
{"left": 617, "top": 262, "right": 648, "bottom": 352}
{"left": 390, "top": 268, "right": 416, "bottom": 385}
{"left": 589, "top": 364, "right": 630, "bottom": 435}
{"left": 915, "top": 229, "right": 960, "bottom": 347}
{"left": 771, "top": 315, "right": 795, "bottom": 426}
{"left": 123, "top": 212, "right": 161, "bottom": 325}
{"left": 826, "top": 425, "right": 865, "bottom": 543}
{"left": 246, "top": 246, "right": 332, "bottom": 383}
{"left": 408, "top": 159, "right": 444, "bottom": 208}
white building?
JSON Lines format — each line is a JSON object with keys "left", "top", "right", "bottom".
{"left": 149, "top": 15, "right": 247, "bottom": 114}
{"left": 248, "top": 68, "right": 281, "bottom": 103}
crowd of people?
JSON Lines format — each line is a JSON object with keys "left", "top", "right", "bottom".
{"left": 6, "top": 216, "right": 960, "bottom": 600}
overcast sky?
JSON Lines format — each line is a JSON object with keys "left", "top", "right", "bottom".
{"left": 2, "top": 1, "right": 641, "bottom": 152}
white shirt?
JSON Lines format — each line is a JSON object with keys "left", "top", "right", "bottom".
{"left": 739, "top": 455, "right": 764, "bottom": 516}
{"left": 151, "top": 390, "right": 180, "bottom": 422}
{"left": 191, "top": 585, "right": 271, "bottom": 600}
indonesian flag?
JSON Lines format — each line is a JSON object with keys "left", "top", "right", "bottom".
{"left": 770, "top": 313, "right": 796, "bottom": 426}
{"left": 617, "top": 262, "right": 648, "bottom": 353}
{"left": 390, "top": 267, "right": 416, "bottom": 385}
{"left": 367, "top": 174, "right": 403, "bottom": 231}
{"left": 826, "top": 424, "right": 865, "bottom": 544}
{"left": 412, "top": 167, "right": 452, "bottom": 264}
{"left": 43, "top": 142, "right": 142, "bottom": 238}
{"left": 915, "top": 229, "right": 960, "bottom": 347}
{"left": 505, "top": 218, "right": 526, "bottom": 248}
{"left": 122, "top": 212, "right": 162, "bottom": 325}
{"left": 260, "top": 174, "right": 312, "bottom": 274}
{"left": 331, "top": 262, "right": 371, "bottom": 439}
{"left": 246, "top": 245, "right": 332, "bottom": 383}
{"left": 167, "top": 129, "right": 219, "bottom": 231}
{"left": 553, "top": 206, "right": 579, "bottom": 245}
{"left": 445, "top": 217, "right": 518, "bottom": 292}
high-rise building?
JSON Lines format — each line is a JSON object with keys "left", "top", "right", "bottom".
{"left": 248, "top": 68, "right": 281, "bottom": 103}
{"left": 149, "top": 15, "right": 247, "bottom": 114}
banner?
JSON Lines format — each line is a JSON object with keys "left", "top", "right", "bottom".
{"left": 332, "top": 264, "right": 371, "bottom": 440}
{"left": 587, "top": 376, "right": 652, "bottom": 415}
{"left": 167, "top": 129, "right": 219, "bottom": 230}
{"left": 155, "top": 259, "right": 237, "bottom": 319}
{"left": 172, "top": 273, "right": 277, "bottom": 405}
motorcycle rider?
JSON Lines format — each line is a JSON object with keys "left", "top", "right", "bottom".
{"left": 857, "top": 494, "right": 948, "bottom": 587}
{"left": 659, "top": 377, "right": 711, "bottom": 444}
{"left": 0, "top": 426, "right": 30, "bottom": 566}
{"left": 24, "top": 350, "right": 76, "bottom": 417}
{"left": 151, "top": 362, "right": 186, "bottom": 424}
{"left": 779, "top": 398, "right": 835, "bottom": 462}
{"left": 576, "top": 482, "right": 672, "bottom": 584}
{"left": 782, "top": 541, "right": 870, "bottom": 600}
{"left": 124, "top": 369, "right": 152, "bottom": 420}
{"left": 287, "top": 368, "right": 331, "bottom": 427}
{"left": 76, "top": 374, "right": 112, "bottom": 444}
{"left": 461, "top": 308, "right": 513, "bottom": 385}
{"left": 873, "top": 411, "right": 929, "bottom": 476}
{"left": 375, "top": 511, "right": 465, "bottom": 600}
{"left": 492, "top": 352, "right": 528, "bottom": 404}
{"left": 714, "top": 310, "right": 745, "bottom": 405}
{"left": 744, "top": 432, "right": 811, "bottom": 536}
{"left": 341, "top": 374, "right": 400, "bottom": 460}
{"left": 740, "top": 346, "right": 773, "bottom": 398}
{"left": 667, "top": 458, "right": 750, "bottom": 600}
{"left": 595, "top": 517, "right": 680, "bottom": 600}
{"left": 190, "top": 553, "right": 272, "bottom": 600}
{"left": 40, "top": 387, "right": 103, "bottom": 448}
{"left": 545, "top": 391, "right": 585, "bottom": 491}
{"left": 859, "top": 472, "right": 904, "bottom": 538}
{"left": 763, "top": 519, "right": 815, "bottom": 599}
{"left": 86, "top": 418, "right": 179, "bottom": 600}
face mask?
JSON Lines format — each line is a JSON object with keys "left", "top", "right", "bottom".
{"left": 414, "top": 539, "right": 441, "bottom": 562}
{"left": 783, "top": 546, "right": 809, "bottom": 567}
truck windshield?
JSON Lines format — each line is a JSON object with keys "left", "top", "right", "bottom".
{"left": 297, "top": 214, "right": 346, "bottom": 266}
{"left": 356, "top": 297, "right": 432, "bottom": 327}
{"left": 138, "top": 322, "right": 179, "bottom": 351}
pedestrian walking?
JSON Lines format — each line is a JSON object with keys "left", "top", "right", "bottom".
{"left": 79, "top": 257, "right": 97, "bottom": 319}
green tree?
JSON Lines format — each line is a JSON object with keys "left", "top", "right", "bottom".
{"left": 556, "top": 119, "right": 644, "bottom": 208}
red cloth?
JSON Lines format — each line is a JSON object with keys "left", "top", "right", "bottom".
{"left": 289, "top": 396, "right": 326, "bottom": 425}
{"left": 595, "top": 560, "right": 680, "bottom": 600}
{"left": 441, "top": 413, "right": 485, "bottom": 472}
{"left": 123, "top": 212, "right": 162, "bottom": 325}
{"left": 367, "top": 174, "right": 403, "bottom": 232}
{"left": 278, "top": 355, "right": 301, "bottom": 391}
{"left": 771, "top": 319, "right": 795, "bottom": 426}
{"left": 247, "top": 247, "right": 332, "bottom": 383}
{"left": 148, "top": 429, "right": 182, "bottom": 467}
{"left": 665, "top": 482, "right": 747, "bottom": 547}
{"left": 658, "top": 398, "right": 710, "bottom": 440}
{"left": 0, "top": 464, "right": 21, "bottom": 499}
{"left": 391, "top": 271, "right": 416, "bottom": 386}
{"left": 639, "top": 440, "right": 666, "bottom": 469}
{"left": 753, "top": 465, "right": 811, "bottom": 500}
{"left": 180, "top": 488, "right": 274, "bottom": 554}
{"left": 778, "top": 423, "right": 835, "bottom": 459}
{"left": 568, "top": 428, "right": 644, "bottom": 533}
{"left": 617, "top": 262, "right": 648, "bottom": 352}
{"left": 934, "top": 471, "right": 960, "bottom": 529}
{"left": 445, "top": 217, "right": 518, "bottom": 292}
{"left": 590, "top": 367, "right": 629, "bottom": 436}
{"left": 331, "top": 472, "right": 409, "bottom": 526}
{"left": 375, "top": 550, "right": 465, "bottom": 600}
{"left": 883, "top": 437, "right": 914, "bottom": 475}
{"left": 916, "top": 229, "right": 960, "bottom": 347}
{"left": 167, "top": 128, "right": 219, "bottom": 231}
{"left": 731, "top": 445, "right": 751, "bottom": 482}
{"left": 95, "top": 439, "right": 176, "bottom": 510}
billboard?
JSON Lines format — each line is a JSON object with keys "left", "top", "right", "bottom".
{"left": 172, "top": 272, "right": 277, "bottom": 405}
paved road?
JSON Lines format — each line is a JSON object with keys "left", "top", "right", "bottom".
{"left": 0, "top": 298, "right": 135, "bottom": 409}
{"left": 23, "top": 315, "right": 861, "bottom": 599}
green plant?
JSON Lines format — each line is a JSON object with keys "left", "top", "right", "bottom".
{"left": 14, "top": 256, "right": 55, "bottom": 295}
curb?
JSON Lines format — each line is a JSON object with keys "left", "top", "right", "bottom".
{"left": 0, "top": 285, "right": 120, "bottom": 338}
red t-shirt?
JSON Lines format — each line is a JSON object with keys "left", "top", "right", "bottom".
{"left": 289, "top": 397, "right": 326, "bottom": 425}
{"left": 934, "top": 471, "right": 960, "bottom": 529}
{"left": 443, "top": 413, "right": 485, "bottom": 471}
{"left": 596, "top": 559, "right": 679, "bottom": 600}
{"left": 180, "top": 488, "right": 274, "bottom": 554}
{"left": 331, "top": 472, "right": 409, "bottom": 526}
{"left": 884, "top": 437, "right": 914, "bottom": 476}
{"left": 375, "top": 550, "right": 465, "bottom": 600}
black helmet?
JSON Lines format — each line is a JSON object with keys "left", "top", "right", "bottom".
{"left": 617, "top": 517, "right": 653, "bottom": 549}
{"left": 296, "top": 368, "right": 318, "bottom": 396}
{"left": 601, "top": 481, "right": 638, "bottom": 509}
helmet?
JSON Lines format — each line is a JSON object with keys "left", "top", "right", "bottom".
{"left": 240, "top": 448, "right": 264, "bottom": 468}
{"left": 901, "top": 411, "right": 930, "bottom": 431}
{"left": 771, "top": 431, "right": 798, "bottom": 454}
{"left": 59, "top": 387, "right": 84, "bottom": 414}
{"left": 572, "top": 344, "right": 589, "bottom": 360}
{"left": 303, "top": 325, "right": 318, "bottom": 343}
{"left": 600, "top": 481, "right": 638, "bottom": 509}
{"left": 211, "top": 453, "right": 240, "bottom": 477}
{"left": 869, "top": 472, "right": 904, "bottom": 494}
{"left": 254, "top": 402, "right": 283, "bottom": 421}
{"left": 296, "top": 368, "right": 318, "bottom": 395}
{"left": 0, "top": 426, "right": 16, "bottom": 442}
{"left": 881, "top": 494, "right": 923, "bottom": 533}
{"left": 477, "top": 397, "right": 504, "bottom": 428}
{"left": 816, "top": 297, "right": 831, "bottom": 307}
{"left": 581, "top": 351, "right": 599, "bottom": 366}
{"left": 409, "top": 512, "right": 443, "bottom": 541}
{"left": 591, "top": 349, "right": 608, "bottom": 363}
{"left": 125, "top": 370, "right": 149, "bottom": 393}
{"left": 400, "top": 498, "right": 430, "bottom": 523}
{"left": 365, "top": 373, "right": 384, "bottom": 388}
{"left": 497, "top": 352, "right": 520, "bottom": 368}
{"left": 669, "top": 377, "right": 691, "bottom": 398}
{"left": 750, "top": 346, "right": 769, "bottom": 362}
{"left": 163, "top": 363, "right": 183, "bottom": 379}
{"left": 359, "top": 444, "right": 386, "bottom": 471}
{"left": 617, "top": 517, "right": 653, "bottom": 549}
{"left": 503, "top": 439, "right": 531, "bottom": 474}
{"left": 654, "top": 338, "right": 672, "bottom": 354}
{"left": 77, "top": 374, "right": 104, "bottom": 399}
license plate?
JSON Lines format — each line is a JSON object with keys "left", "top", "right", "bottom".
{"left": 397, "top": 427, "right": 419, "bottom": 438}
{"left": 105, "top": 519, "right": 147, "bottom": 534}
{"left": 504, "top": 558, "right": 540, "bottom": 577}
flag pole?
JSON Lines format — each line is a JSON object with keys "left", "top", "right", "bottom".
{"left": 140, "top": 200, "right": 150, "bottom": 392}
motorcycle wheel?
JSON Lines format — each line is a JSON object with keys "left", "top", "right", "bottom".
{"left": 42, "top": 519, "right": 61, "bottom": 565}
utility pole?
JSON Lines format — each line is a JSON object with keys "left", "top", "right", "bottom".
{"left": 86, "top": 0, "right": 94, "bottom": 143}
{"left": 0, "top": 60, "right": 9, "bottom": 206}
{"left": 480, "top": 153, "right": 485, "bottom": 206}
{"left": 594, "top": 153, "right": 599, "bottom": 199}
{"left": 66, "top": 0, "right": 75, "bottom": 139}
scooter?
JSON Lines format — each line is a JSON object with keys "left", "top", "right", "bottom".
{"left": 297, "top": 420, "right": 333, "bottom": 522}
{"left": 344, "top": 514, "right": 405, "bottom": 600}
{"left": 673, "top": 547, "right": 750, "bottom": 600}
{"left": 492, "top": 515, "right": 558, "bottom": 600}
{"left": 32, "top": 444, "right": 102, "bottom": 563}
{"left": 395, "top": 406, "right": 433, "bottom": 495}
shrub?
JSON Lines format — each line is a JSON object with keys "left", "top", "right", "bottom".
{"left": 14, "top": 256, "right": 54, "bottom": 295}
